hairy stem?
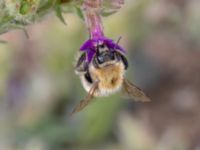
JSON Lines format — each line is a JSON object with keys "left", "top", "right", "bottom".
{"left": 83, "top": 0, "right": 104, "bottom": 39}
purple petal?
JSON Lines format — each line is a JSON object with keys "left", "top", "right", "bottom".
{"left": 87, "top": 49, "right": 96, "bottom": 62}
{"left": 80, "top": 39, "right": 93, "bottom": 51}
{"left": 79, "top": 36, "right": 126, "bottom": 63}
{"left": 105, "top": 39, "right": 125, "bottom": 53}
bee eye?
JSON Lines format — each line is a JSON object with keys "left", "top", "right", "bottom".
{"left": 97, "top": 55, "right": 104, "bottom": 64}
{"left": 100, "top": 44, "right": 105, "bottom": 48}
{"left": 110, "top": 52, "right": 115, "bottom": 60}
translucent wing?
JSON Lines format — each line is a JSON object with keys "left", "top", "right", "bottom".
{"left": 123, "top": 78, "right": 151, "bottom": 102}
{"left": 71, "top": 82, "right": 98, "bottom": 115}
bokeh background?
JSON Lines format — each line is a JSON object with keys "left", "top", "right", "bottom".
{"left": 1, "top": 0, "right": 200, "bottom": 150}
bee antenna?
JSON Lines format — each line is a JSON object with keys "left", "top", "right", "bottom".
{"left": 114, "top": 36, "right": 122, "bottom": 49}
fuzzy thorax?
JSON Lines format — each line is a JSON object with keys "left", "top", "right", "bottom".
{"left": 89, "top": 62, "right": 124, "bottom": 96}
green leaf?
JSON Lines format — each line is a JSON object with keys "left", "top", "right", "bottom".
{"left": 20, "top": 2, "right": 32, "bottom": 15}
{"left": 101, "top": 9, "right": 118, "bottom": 17}
{"left": 55, "top": 3, "right": 67, "bottom": 25}
{"left": 75, "top": 6, "right": 84, "bottom": 20}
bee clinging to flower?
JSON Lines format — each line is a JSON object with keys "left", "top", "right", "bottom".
{"left": 71, "top": 37, "right": 150, "bottom": 115}
{"left": 71, "top": 0, "right": 150, "bottom": 115}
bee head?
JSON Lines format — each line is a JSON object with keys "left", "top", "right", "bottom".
{"left": 76, "top": 38, "right": 128, "bottom": 73}
{"left": 98, "top": 45, "right": 115, "bottom": 62}
{"left": 91, "top": 43, "right": 121, "bottom": 69}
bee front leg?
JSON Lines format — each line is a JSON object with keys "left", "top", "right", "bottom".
{"left": 115, "top": 51, "right": 128, "bottom": 70}
{"left": 75, "top": 52, "right": 88, "bottom": 74}
{"left": 71, "top": 81, "right": 99, "bottom": 115}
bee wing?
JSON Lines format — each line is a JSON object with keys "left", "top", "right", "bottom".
{"left": 71, "top": 82, "right": 98, "bottom": 115}
{"left": 123, "top": 78, "right": 151, "bottom": 102}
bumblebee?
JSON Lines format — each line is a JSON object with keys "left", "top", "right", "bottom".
{"left": 72, "top": 41, "right": 150, "bottom": 114}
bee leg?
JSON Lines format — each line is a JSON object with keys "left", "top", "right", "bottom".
{"left": 75, "top": 53, "right": 88, "bottom": 73}
{"left": 84, "top": 71, "right": 93, "bottom": 84}
{"left": 115, "top": 51, "right": 128, "bottom": 70}
{"left": 71, "top": 81, "right": 99, "bottom": 115}
{"left": 92, "top": 57, "right": 100, "bottom": 69}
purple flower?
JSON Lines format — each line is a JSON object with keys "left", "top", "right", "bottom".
{"left": 80, "top": 37, "right": 125, "bottom": 63}
{"left": 80, "top": 0, "right": 126, "bottom": 63}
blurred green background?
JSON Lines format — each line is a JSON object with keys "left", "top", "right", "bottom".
{"left": 1, "top": 0, "right": 200, "bottom": 150}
